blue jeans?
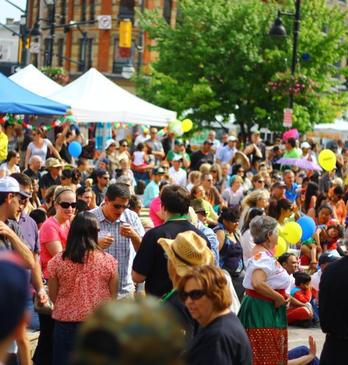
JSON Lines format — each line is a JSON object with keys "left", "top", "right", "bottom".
{"left": 53, "top": 321, "right": 80, "bottom": 365}
{"left": 27, "top": 297, "right": 40, "bottom": 331}
{"left": 288, "top": 346, "right": 320, "bottom": 365}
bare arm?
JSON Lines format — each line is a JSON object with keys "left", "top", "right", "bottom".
{"left": 251, "top": 269, "right": 287, "bottom": 308}
{"left": 46, "top": 240, "right": 63, "bottom": 257}
{"left": 132, "top": 270, "right": 146, "bottom": 284}
{"left": 48, "top": 276, "right": 59, "bottom": 303}
{"left": 24, "top": 147, "right": 31, "bottom": 170}
{"left": 48, "top": 142, "right": 63, "bottom": 161}
{"left": 31, "top": 254, "right": 48, "bottom": 304}
{"left": 216, "top": 229, "right": 225, "bottom": 251}
{"left": 109, "top": 273, "right": 118, "bottom": 299}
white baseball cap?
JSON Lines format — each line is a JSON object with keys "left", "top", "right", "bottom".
{"left": 228, "top": 135, "right": 237, "bottom": 142}
{"left": 301, "top": 141, "right": 311, "bottom": 149}
{"left": 105, "top": 139, "right": 118, "bottom": 150}
{"left": 0, "top": 177, "right": 31, "bottom": 198}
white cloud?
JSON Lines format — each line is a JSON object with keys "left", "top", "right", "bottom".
{"left": 0, "top": 0, "right": 27, "bottom": 24}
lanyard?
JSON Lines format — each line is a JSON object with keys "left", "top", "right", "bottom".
{"left": 167, "top": 214, "right": 190, "bottom": 221}
{"left": 161, "top": 288, "right": 177, "bottom": 303}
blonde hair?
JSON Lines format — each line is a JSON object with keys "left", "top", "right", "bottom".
{"left": 242, "top": 189, "right": 269, "bottom": 209}
{"left": 53, "top": 186, "right": 75, "bottom": 203}
{"left": 199, "top": 163, "right": 211, "bottom": 175}
{"left": 188, "top": 170, "right": 202, "bottom": 184}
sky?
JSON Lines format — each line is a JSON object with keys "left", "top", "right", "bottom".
{"left": 0, "top": 0, "right": 27, "bottom": 24}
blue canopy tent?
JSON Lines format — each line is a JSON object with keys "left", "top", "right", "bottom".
{"left": 0, "top": 72, "right": 69, "bottom": 115}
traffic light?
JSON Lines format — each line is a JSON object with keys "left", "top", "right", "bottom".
{"left": 119, "top": 19, "right": 132, "bottom": 48}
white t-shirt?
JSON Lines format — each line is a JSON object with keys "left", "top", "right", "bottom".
{"left": 133, "top": 151, "right": 146, "bottom": 166}
{"left": 168, "top": 167, "right": 187, "bottom": 187}
{"left": 243, "top": 251, "right": 290, "bottom": 290}
{"left": 28, "top": 139, "right": 52, "bottom": 162}
{"left": 0, "top": 162, "right": 20, "bottom": 176}
{"left": 311, "top": 270, "right": 322, "bottom": 292}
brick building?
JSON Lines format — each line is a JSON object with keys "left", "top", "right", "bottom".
{"left": 27, "top": 0, "right": 178, "bottom": 85}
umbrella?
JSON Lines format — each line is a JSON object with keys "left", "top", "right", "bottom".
{"left": 277, "top": 157, "right": 322, "bottom": 171}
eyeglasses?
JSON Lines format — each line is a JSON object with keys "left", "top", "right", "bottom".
{"left": 205, "top": 179, "right": 213, "bottom": 182}
{"left": 113, "top": 204, "right": 129, "bottom": 210}
{"left": 179, "top": 289, "right": 206, "bottom": 302}
{"left": 257, "top": 180, "right": 265, "bottom": 183}
{"left": 59, "top": 202, "right": 77, "bottom": 209}
{"left": 121, "top": 144, "right": 128, "bottom": 147}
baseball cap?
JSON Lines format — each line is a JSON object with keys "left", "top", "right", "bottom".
{"left": 174, "top": 139, "right": 184, "bottom": 146}
{"left": 153, "top": 167, "right": 165, "bottom": 175}
{"left": 73, "top": 298, "right": 184, "bottom": 365}
{"left": 190, "top": 199, "right": 206, "bottom": 214}
{"left": 172, "top": 154, "right": 183, "bottom": 162}
{"left": 0, "top": 252, "right": 29, "bottom": 341}
{"left": 228, "top": 135, "right": 237, "bottom": 142}
{"left": 203, "top": 140, "right": 213, "bottom": 145}
{"left": 95, "top": 169, "right": 109, "bottom": 178}
{"left": 271, "top": 181, "right": 286, "bottom": 189}
{"left": 0, "top": 176, "right": 31, "bottom": 198}
{"left": 301, "top": 141, "right": 311, "bottom": 149}
{"left": 45, "top": 157, "right": 63, "bottom": 169}
{"left": 318, "top": 252, "right": 339, "bottom": 266}
{"left": 105, "top": 139, "right": 118, "bottom": 150}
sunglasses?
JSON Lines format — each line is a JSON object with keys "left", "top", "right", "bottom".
{"left": 59, "top": 201, "right": 77, "bottom": 209}
{"left": 257, "top": 180, "right": 265, "bottom": 183}
{"left": 113, "top": 204, "right": 129, "bottom": 210}
{"left": 121, "top": 144, "right": 128, "bottom": 147}
{"left": 179, "top": 289, "right": 206, "bottom": 302}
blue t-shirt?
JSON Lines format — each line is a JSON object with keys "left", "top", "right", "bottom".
{"left": 143, "top": 180, "right": 160, "bottom": 208}
{"left": 285, "top": 183, "right": 299, "bottom": 203}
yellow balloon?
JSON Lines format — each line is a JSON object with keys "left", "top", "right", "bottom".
{"left": 275, "top": 236, "right": 287, "bottom": 258}
{"left": 318, "top": 149, "right": 336, "bottom": 172}
{"left": 182, "top": 119, "right": 193, "bottom": 133}
{"left": 283, "top": 222, "right": 302, "bottom": 244}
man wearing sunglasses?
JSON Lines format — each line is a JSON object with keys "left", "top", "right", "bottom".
{"left": 92, "top": 169, "right": 110, "bottom": 206}
{"left": 91, "top": 183, "right": 144, "bottom": 299}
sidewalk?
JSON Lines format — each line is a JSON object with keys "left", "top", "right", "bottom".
{"left": 288, "top": 326, "right": 325, "bottom": 356}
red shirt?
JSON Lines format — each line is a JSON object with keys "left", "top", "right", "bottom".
{"left": 39, "top": 216, "right": 70, "bottom": 279}
{"left": 48, "top": 250, "right": 117, "bottom": 322}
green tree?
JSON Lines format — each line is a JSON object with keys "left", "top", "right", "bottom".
{"left": 135, "top": 0, "right": 348, "bottom": 134}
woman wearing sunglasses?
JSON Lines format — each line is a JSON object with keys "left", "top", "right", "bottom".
{"left": 178, "top": 265, "right": 252, "bottom": 365}
{"left": 48, "top": 212, "right": 118, "bottom": 365}
{"left": 34, "top": 186, "right": 76, "bottom": 365}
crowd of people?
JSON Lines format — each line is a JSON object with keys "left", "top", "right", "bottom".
{"left": 1, "top": 121, "right": 348, "bottom": 365}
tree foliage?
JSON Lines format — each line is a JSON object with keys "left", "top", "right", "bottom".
{"left": 135, "top": 0, "right": 348, "bottom": 133}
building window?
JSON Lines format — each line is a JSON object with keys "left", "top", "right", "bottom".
{"left": 60, "top": 0, "right": 66, "bottom": 24}
{"left": 57, "top": 38, "right": 64, "bottom": 66}
{"left": 89, "top": 0, "right": 95, "bottom": 21}
{"left": 119, "top": 0, "right": 135, "bottom": 20}
{"left": 112, "top": 36, "right": 134, "bottom": 74}
{"left": 78, "top": 37, "right": 93, "bottom": 71}
{"left": 81, "top": 0, "right": 87, "bottom": 22}
{"left": 163, "top": 0, "right": 172, "bottom": 24}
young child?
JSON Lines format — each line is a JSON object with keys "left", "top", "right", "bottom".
{"left": 320, "top": 221, "right": 344, "bottom": 257}
{"left": 287, "top": 272, "right": 314, "bottom": 327}
{"left": 132, "top": 143, "right": 149, "bottom": 171}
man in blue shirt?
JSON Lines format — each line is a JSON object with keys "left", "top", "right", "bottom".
{"left": 143, "top": 167, "right": 164, "bottom": 207}
{"left": 284, "top": 170, "right": 300, "bottom": 204}
{"left": 217, "top": 135, "right": 237, "bottom": 164}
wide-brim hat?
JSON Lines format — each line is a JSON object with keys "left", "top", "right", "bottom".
{"left": 234, "top": 151, "right": 250, "bottom": 170}
{"left": 46, "top": 157, "right": 63, "bottom": 169}
{"left": 158, "top": 231, "right": 214, "bottom": 277}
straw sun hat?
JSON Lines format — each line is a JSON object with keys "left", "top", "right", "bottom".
{"left": 158, "top": 231, "right": 214, "bottom": 277}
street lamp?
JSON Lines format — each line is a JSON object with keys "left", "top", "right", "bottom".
{"left": 269, "top": 0, "right": 301, "bottom": 109}
{"left": 66, "top": 21, "right": 88, "bottom": 72}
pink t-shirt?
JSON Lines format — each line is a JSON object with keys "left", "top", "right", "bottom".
{"left": 48, "top": 250, "right": 117, "bottom": 322}
{"left": 149, "top": 196, "right": 164, "bottom": 227}
{"left": 39, "top": 216, "right": 70, "bottom": 279}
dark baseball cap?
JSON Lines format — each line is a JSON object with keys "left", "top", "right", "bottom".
{"left": 271, "top": 181, "right": 286, "bottom": 189}
{"left": 319, "top": 252, "right": 340, "bottom": 266}
{"left": 153, "top": 167, "right": 165, "bottom": 175}
{"left": 174, "top": 139, "right": 184, "bottom": 146}
{"left": 95, "top": 169, "right": 109, "bottom": 178}
{"left": 203, "top": 140, "right": 213, "bottom": 145}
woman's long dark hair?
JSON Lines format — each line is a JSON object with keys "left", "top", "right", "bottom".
{"left": 62, "top": 212, "right": 99, "bottom": 263}
{"left": 268, "top": 198, "right": 292, "bottom": 220}
{"left": 303, "top": 182, "right": 319, "bottom": 213}
{"left": 241, "top": 208, "right": 264, "bottom": 234}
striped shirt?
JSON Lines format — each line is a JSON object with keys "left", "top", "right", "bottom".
{"left": 90, "top": 207, "right": 145, "bottom": 297}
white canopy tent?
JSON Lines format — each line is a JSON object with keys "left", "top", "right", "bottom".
{"left": 48, "top": 68, "right": 176, "bottom": 127}
{"left": 313, "top": 119, "right": 348, "bottom": 140}
{"left": 9, "top": 64, "right": 62, "bottom": 97}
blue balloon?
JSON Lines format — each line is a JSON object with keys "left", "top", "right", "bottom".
{"left": 68, "top": 141, "right": 82, "bottom": 158}
{"left": 297, "top": 216, "right": 316, "bottom": 241}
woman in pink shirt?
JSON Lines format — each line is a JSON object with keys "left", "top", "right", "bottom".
{"left": 48, "top": 211, "right": 118, "bottom": 365}
{"left": 34, "top": 186, "right": 76, "bottom": 365}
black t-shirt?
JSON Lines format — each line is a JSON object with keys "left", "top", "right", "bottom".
{"left": 165, "top": 290, "right": 198, "bottom": 343}
{"left": 185, "top": 312, "right": 252, "bottom": 365}
{"left": 190, "top": 151, "right": 215, "bottom": 171}
{"left": 39, "top": 172, "right": 61, "bottom": 190}
{"left": 132, "top": 220, "right": 210, "bottom": 298}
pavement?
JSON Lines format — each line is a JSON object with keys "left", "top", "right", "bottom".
{"left": 288, "top": 326, "right": 325, "bottom": 356}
